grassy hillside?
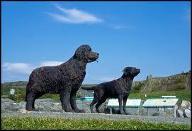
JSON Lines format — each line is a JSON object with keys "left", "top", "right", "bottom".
{"left": 132, "top": 71, "right": 191, "bottom": 93}
{"left": 1, "top": 71, "right": 191, "bottom": 102}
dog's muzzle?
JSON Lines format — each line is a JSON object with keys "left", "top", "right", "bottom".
{"left": 88, "top": 52, "right": 99, "bottom": 63}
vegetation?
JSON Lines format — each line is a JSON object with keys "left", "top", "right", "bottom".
{"left": 132, "top": 82, "right": 145, "bottom": 93}
{"left": 1, "top": 71, "right": 191, "bottom": 130}
{"left": 1, "top": 86, "right": 26, "bottom": 102}
{"left": 2, "top": 116, "right": 190, "bottom": 130}
{"left": 1, "top": 85, "right": 191, "bottom": 102}
{"left": 1, "top": 71, "right": 191, "bottom": 102}
{"left": 129, "top": 90, "right": 191, "bottom": 101}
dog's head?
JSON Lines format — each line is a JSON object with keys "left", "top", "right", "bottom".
{"left": 74, "top": 45, "right": 99, "bottom": 63}
{"left": 122, "top": 67, "right": 140, "bottom": 79}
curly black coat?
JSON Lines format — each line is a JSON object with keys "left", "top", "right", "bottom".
{"left": 25, "top": 45, "right": 99, "bottom": 112}
{"left": 82, "top": 67, "right": 140, "bottom": 114}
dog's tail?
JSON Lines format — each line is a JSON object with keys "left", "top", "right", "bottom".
{"left": 81, "top": 86, "right": 95, "bottom": 90}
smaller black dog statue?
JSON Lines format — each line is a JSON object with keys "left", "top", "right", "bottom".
{"left": 82, "top": 67, "right": 140, "bottom": 115}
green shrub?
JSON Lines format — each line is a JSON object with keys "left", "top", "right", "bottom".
{"left": 132, "top": 82, "right": 145, "bottom": 93}
{"left": 2, "top": 87, "right": 26, "bottom": 102}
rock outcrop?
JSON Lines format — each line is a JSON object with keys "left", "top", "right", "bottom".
{"left": 176, "top": 100, "right": 191, "bottom": 118}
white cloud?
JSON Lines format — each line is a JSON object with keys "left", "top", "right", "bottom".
{"left": 111, "top": 24, "right": 135, "bottom": 30}
{"left": 40, "top": 61, "right": 63, "bottom": 66}
{"left": 2, "top": 61, "right": 63, "bottom": 77}
{"left": 48, "top": 5, "right": 103, "bottom": 24}
{"left": 2, "top": 61, "right": 119, "bottom": 83}
{"left": 3, "top": 63, "right": 34, "bottom": 75}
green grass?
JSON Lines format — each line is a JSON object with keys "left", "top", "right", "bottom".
{"left": 1, "top": 116, "right": 190, "bottom": 130}
{"left": 129, "top": 90, "right": 191, "bottom": 101}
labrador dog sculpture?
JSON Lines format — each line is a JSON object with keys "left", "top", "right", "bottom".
{"left": 82, "top": 67, "right": 140, "bottom": 114}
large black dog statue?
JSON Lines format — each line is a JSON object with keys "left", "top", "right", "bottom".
{"left": 25, "top": 45, "right": 99, "bottom": 113}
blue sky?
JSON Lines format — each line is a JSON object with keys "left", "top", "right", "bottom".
{"left": 2, "top": 1, "right": 191, "bottom": 84}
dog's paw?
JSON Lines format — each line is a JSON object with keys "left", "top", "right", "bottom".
{"left": 124, "top": 111, "right": 131, "bottom": 115}
{"left": 74, "top": 109, "right": 85, "bottom": 113}
{"left": 19, "top": 109, "right": 33, "bottom": 113}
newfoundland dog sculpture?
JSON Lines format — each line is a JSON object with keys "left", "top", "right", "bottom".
{"left": 25, "top": 45, "right": 99, "bottom": 113}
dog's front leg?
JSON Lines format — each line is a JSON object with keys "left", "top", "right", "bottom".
{"left": 118, "top": 95, "right": 124, "bottom": 114}
{"left": 70, "top": 89, "right": 85, "bottom": 113}
{"left": 123, "top": 94, "right": 129, "bottom": 115}
{"left": 60, "top": 88, "right": 73, "bottom": 112}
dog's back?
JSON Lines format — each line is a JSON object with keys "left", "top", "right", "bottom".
{"left": 94, "top": 78, "right": 133, "bottom": 99}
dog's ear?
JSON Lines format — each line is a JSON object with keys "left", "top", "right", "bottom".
{"left": 73, "top": 53, "right": 77, "bottom": 59}
{"left": 73, "top": 47, "right": 85, "bottom": 60}
{"left": 74, "top": 45, "right": 92, "bottom": 61}
{"left": 123, "top": 67, "right": 131, "bottom": 75}
{"left": 73, "top": 50, "right": 80, "bottom": 59}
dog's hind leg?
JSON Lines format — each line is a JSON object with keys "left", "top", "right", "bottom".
{"left": 90, "top": 92, "right": 99, "bottom": 113}
{"left": 26, "top": 82, "right": 38, "bottom": 111}
{"left": 26, "top": 92, "right": 36, "bottom": 111}
{"left": 90, "top": 98, "right": 98, "bottom": 113}
{"left": 95, "top": 97, "right": 107, "bottom": 113}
